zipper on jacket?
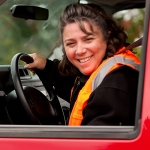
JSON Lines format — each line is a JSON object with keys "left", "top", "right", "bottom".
{"left": 70, "top": 77, "right": 81, "bottom": 111}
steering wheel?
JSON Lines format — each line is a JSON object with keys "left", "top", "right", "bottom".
{"left": 7, "top": 53, "right": 65, "bottom": 125}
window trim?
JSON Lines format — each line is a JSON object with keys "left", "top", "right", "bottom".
{"left": 0, "top": 0, "right": 149, "bottom": 140}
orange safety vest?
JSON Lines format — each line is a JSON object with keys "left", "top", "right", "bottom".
{"left": 68, "top": 47, "right": 140, "bottom": 126}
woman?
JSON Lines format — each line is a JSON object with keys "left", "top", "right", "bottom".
{"left": 24, "top": 2, "right": 140, "bottom": 126}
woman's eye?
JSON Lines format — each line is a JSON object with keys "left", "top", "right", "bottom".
{"left": 67, "top": 43, "right": 73, "bottom": 46}
{"left": 86, "top": 38, "right": 93, "bottom": 41}
{"left": 66, "top": 43, "right": 74, "bottom": 46}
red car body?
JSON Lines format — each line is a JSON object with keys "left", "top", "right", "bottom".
{"left": 0, "top": 0, "right": 149, "bottom": 149}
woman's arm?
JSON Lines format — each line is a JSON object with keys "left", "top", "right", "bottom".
{"left": 36, "top": 59, "right": 76, "bottom": 102}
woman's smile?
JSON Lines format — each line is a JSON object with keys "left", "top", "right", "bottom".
{"left": 63, "top": 21, "right": 107, "bottom": 75}
{"left": 78, "top": 56, "right": 92, "bottom": 63}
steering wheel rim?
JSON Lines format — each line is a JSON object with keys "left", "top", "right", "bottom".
{"left": 10, "top": 53, "right": 65, "bottom": 125}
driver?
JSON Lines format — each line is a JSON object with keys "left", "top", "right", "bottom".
{"left": 24, "top": 2, "right": 140, "bottom": 126}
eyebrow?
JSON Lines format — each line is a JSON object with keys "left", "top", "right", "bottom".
{"left": 64, "top": 34, "right": 95, "bottom": 43}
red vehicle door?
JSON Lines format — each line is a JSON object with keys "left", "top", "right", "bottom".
{"left": 0, "top": 0, "right": 149, "bottom": 149}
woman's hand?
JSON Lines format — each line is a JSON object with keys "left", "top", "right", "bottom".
{"left": 24, "top": 53, "right": 46, "bottom": 73}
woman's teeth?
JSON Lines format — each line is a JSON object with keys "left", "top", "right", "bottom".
{"left": 79, "top": 56, "right": 91, "bottom": 63}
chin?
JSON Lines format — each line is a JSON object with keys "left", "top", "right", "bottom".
{"left": 81, "top": 67, "right": 98, "bottom": 75}
{"left": 81, "top": 70, "right": 93, "bottom": 75}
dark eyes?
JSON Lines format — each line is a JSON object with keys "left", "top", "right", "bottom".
{"left": 86, "top": 38, "right": 93, "bottom": 41}
{"left": 66, "top": 42, "right": 75, "bottom": 46}
{"left": 65, "top": 37, "right": 94, "bottom": 47}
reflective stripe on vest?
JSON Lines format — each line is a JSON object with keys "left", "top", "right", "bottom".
{"left": 68, "top": 49, "right": 140, "bottom": 126}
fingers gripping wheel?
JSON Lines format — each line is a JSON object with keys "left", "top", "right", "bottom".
{"left": 10, "top": 53, "right": 65, "bottom": 125}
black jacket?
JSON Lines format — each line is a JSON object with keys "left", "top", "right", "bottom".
{"left": 37, "top": 59, "right": 139, "bottom": 126}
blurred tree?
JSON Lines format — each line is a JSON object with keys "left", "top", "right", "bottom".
{"left": 0, "top": 0, "right": 75, "bottom": 64}
{"left": 114, "top": 8, "right": 144, "bottom": 58}
{"left": 0, "top": 0, "right": 144, "bottom": 64}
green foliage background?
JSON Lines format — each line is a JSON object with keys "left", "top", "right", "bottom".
{"left": 0, "top": 0, "right": 144, "bottom": 64}
{"left": 114, "top": 9, "right": 144, "bottom": 58}
{"left": 0, "top": 0, "right": 75, "bottom": 64}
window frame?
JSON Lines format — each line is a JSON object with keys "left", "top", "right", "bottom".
{"left": 0, "top": 0, "right": 149, "bottom": 140}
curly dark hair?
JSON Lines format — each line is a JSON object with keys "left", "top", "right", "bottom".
{"left": 58, "top": 2, "right": 127, "bottom": 76}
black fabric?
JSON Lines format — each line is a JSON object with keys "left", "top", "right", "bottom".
{"left": 36, "top": 59, "right": 76, "bottom": 102}
{"left": 37, "top": 59, "right": 139, "bottom": 126}
{"left": 81, "top": 66, "right": 139, "bottom": 125}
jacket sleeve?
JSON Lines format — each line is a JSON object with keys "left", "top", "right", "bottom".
{"left": 81, "top": 66, "right": 139, "bottom": 126}
{"left": 36, "top": 59, "right": 76, "bottom": 102}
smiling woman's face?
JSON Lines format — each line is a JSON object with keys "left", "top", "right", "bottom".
{"left": 63, "top": 21, "right": 107, "bottom": 75}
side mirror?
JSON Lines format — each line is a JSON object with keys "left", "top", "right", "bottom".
{"left": 10, "top": 5, "right": 49, "bottom": 20}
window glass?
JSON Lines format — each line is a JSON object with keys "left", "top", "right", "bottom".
{"left": 113, "top": 8, "right": 144, "bottom": 58}
{"left": 0, "top": 0, "right": 75, "bottom": 65}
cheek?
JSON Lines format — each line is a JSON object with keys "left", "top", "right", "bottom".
{"left": 95, "top": 44, "right": 107, "bottom": 61}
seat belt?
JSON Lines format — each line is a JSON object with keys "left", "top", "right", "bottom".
{"left": 124, "top": 37, "right": 143, "bottom": 51}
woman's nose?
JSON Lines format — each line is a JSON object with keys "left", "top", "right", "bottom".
{"left": 75, "top": 44, "right": 86, "bottom": 55}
